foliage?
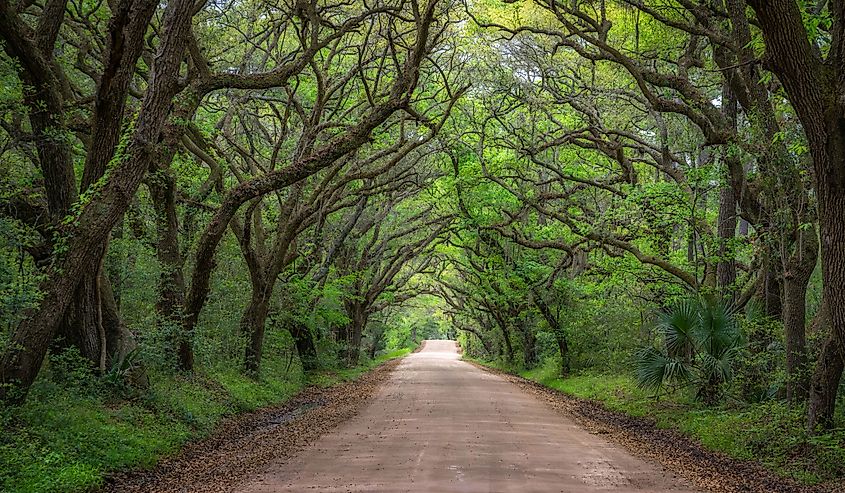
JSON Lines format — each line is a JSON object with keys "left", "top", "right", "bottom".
{"left": 636, "top": 298, "right": 743, "bottom": 404}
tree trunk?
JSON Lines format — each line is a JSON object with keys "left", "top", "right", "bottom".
{"left": 149, "top": 172, "right": 191, "bottom": 371}
{"left": 745, "top": 0, "right": 845, "bottom": 431}
{"left": 810, "top": 185, "right": 845, "bottom": 428}
{"left": 290, "top": 324, "right": 318, "bottom": 370}
{"left": 491, "top": 311, "right": 515, "bottom": 364}
{"left": 520, "top": 322, "right": 538, "bottom": 369}
{"left": 716, "top": 185, "right": 737, "bottom": 295}
{"left": 758, "top": 251, "right": 783, "bottom": 318}
{"left": 807, "top": 114, "right": 845, "bottom": 426}
{"left": 352, "top": 310, "right": 369, "bottom": 365}
{"left": 53, "top": 255, "right": 134, "bottom": 372}
{"left": 1, "top": 0, "right": 153, "bottom": 379}
{"left": 241, "top": 293, "right": 271, "bottom": 377}
{"left": 783, "top": 275, "right": 810, "bottom": 402}
{"left": 533, "top": 294, "right": 570, "bottom": 375}
{"left": 51, "top": 0, "right": 160, "bottom": 374}
{"left": 808, "top": 332, "right": 844, "bottom": 431}
{"left": 555, "top": 332, "right": 571, "bottom": 375}
{"left": 0, "top": 0, "right": 196, "bottom": 405}
{"left": 54, "top": 257, "right": 104, "bottom": 364}
{"left": 344, "top": 303, "right": 369, "bottom": 366}
{"left": 106, "top": 216, "right": 126, "bottom": 311}
{"left": 782, "top": 226, "right": 818, "bottom": 403}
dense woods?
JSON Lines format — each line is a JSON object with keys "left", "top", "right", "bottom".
{"left": 1, "top": 0, "right": 844, "bottom": 490}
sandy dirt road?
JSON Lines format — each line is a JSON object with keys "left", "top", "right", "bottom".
{"left": 239, "top": 340, "right": 698, "bottom": 492}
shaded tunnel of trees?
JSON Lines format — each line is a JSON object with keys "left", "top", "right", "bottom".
{"left": 1, "top": 0, "right": 844, "bottom": 455}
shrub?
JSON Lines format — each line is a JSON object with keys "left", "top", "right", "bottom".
{"left": 636, "top": 297, "right": 743, "bottom": 404}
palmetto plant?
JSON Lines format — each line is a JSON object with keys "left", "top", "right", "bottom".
{"left": 636, "top": 298, "right": 743, "bottom": 405}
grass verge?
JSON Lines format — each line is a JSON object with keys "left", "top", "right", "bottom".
{"left": 470, "top": 357, "right": 845, "bottom": 485}
{"left": 0, "top": 345, "right": 415, "bottom": 493}
{"left": 306, "top": 345, "right": 417, "bottom": 388}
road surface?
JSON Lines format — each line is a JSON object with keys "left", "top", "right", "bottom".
{"left": 239, "top": 340, "right": 697, "bottom": 492}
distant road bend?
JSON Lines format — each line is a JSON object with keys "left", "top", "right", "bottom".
{"left": 240, "top": 340, "right": 696, "bottom": 492}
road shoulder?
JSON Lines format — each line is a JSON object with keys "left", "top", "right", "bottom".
{"left": 101, "top": 358, "right": 403, "bottom": 493}
{"left": 471, "top": 361, "right": 834, "bottom": 493}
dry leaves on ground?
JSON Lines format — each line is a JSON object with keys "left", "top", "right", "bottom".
{"left": 101, "top": 359, "right": 401, "bottom": 493}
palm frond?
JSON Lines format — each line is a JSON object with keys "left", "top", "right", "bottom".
{"left": 635, "top": 346, "right": 691, "bottom": 391}
{"left": 659, "top": 299, "right": 697, "bottom": 358}
{"left": 695, "top": 298, "right": 740, "bottom": 357}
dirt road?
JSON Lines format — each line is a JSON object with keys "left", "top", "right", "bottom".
{"left": 239, "top": 340, "right": 696, "bottom": 492}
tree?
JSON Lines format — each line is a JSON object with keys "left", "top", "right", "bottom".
{"left": 0, "top": 0, "right": 195, "bottom": 404}
{"left": 743, "top": 0, "right": 845, "bottom": 432}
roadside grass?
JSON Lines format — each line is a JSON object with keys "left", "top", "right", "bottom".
{"left": 307, "top": 345, "right": 417, "bottom": 387}
{"left": 472, "top": 357, "right": 845, "bottom": 485}
{"left": 0, "top": 344, "right": 415, "bottom": 493}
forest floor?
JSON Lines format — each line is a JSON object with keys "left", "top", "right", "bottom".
{"left": 101, "top": 356, "right": 403, "bottom": 493}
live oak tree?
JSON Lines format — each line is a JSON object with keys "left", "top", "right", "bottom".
{"left": 743, "top": 0, "right": 845, "bottom": 431}
{"left": 0, "top": 0, "right": 196, "bottom": 403}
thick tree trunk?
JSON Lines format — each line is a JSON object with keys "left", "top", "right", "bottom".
{"left": 290, "top": 324, "right": 318, "bottom": 370}
{"left": 241, "top": 293, "right": 271, "bottom": 377}
{"left": 344, "top": 303, "right": 369, "bottom": 366}
{"left": 106, "top": 217, "right": 126, "bottom": 311}
{"left": 808, "top": 333, "right": 844, "bottom": 430}
{"left": 555, "top": 332, "right": 570, "bottom": 375}
{"left": 782, "top": 227, "right": 818, "bottom": 403}
{"left": 150, "top": 172, "right": 191, "bottom": 371}
{"left": 758, "top": 251, "right": 783, "bottom": 318}
{"left": 520, "top": 323, "right": 538, "bottom": 369}
{"left": 490, "top": 311, "right": 515, "bottom": 364}
{"left": 810, "top": 187, "right": 845, "bottom": 428}
{"left": 0, "top": 0, "right": 196, "bottom": 405}
{"left": 54, "top": 258, "right": 104, "bottom": 364}
{"left": 783, "top": 275, "right": 810, "bottom": 402}
{"left": 1, "top": 0, "right": 152, "bottom": 378}
{"left": 502, "top": 331, "right": 514, "bottom": 364}
{"left": 53, "top": 256, "right": 135, "bottom": 373}
{"left": 99, "top": 270, "right": 142, "bottom": 366}
{"left": 746, "top": 0, "right": 845, "bottom": 431}
{"left": 533, "top": 294, "right": 570, "bottom": 375}
{"left": 716, "top": 185, "right": 737, "bottom": 294}
{"left": 807, "top": 109, "right": 845, "bottom": 426}
{"left": 53, "top": 0, "right": 160, "bottom": 373}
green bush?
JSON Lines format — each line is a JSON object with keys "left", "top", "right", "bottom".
{"left": 636, "top": 297, "right": 743, "bottom": 404}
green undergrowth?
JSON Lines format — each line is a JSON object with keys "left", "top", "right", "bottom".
{"left": 306, "top": 344, "right": 417, "bottom": 388}
{"left": 0, "top": 345, "right": 415, "bottom": 493}
{"left": 471, "top": 357, "right": 845, "bottom": 485}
